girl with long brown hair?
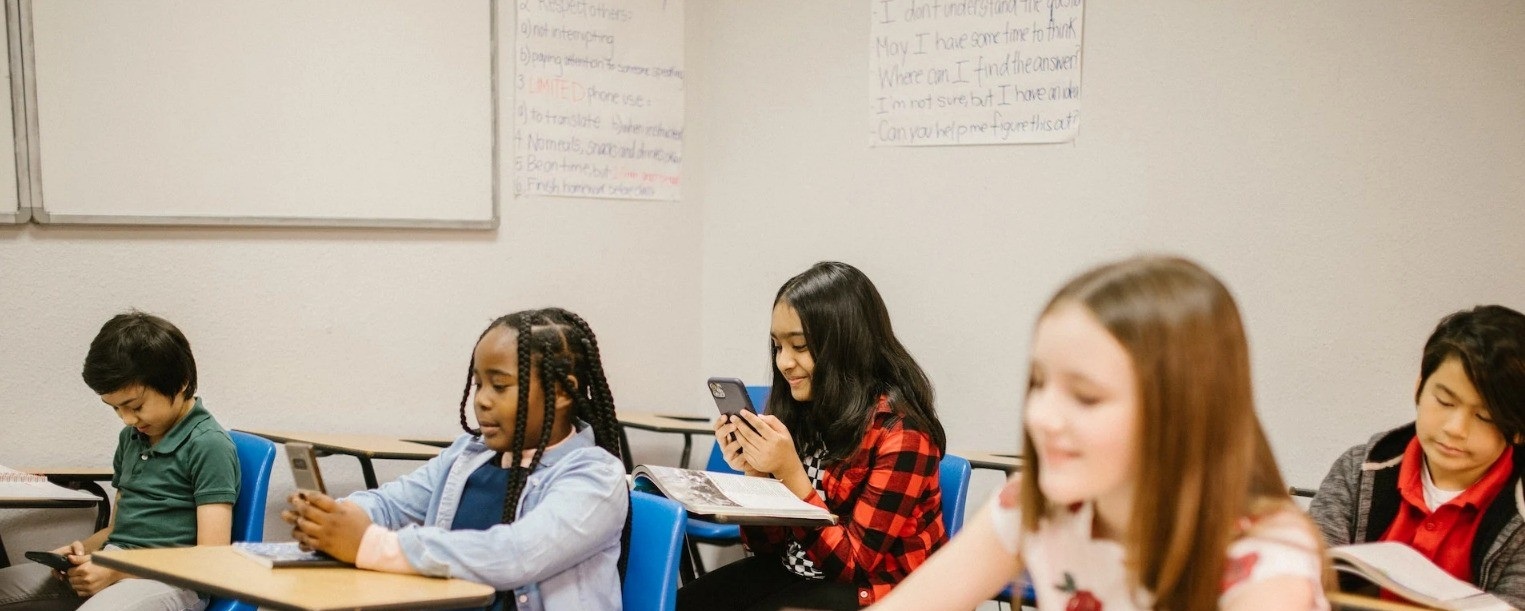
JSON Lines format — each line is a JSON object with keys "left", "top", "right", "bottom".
{"left": 874, "top": 256, "right": 1328, "bottom": 610}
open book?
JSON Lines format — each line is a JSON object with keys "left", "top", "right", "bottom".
{"left": 0, "top": 466, "right": 101, "bottom": 502}
{"left": 1329, "top": 542, "right": 1512, "bottom": 611}
{"left": 631, "top": 464, "right": 837, "bottom": 526}
{"left": 232, "top": 542, "right": 346, "bottom": 568}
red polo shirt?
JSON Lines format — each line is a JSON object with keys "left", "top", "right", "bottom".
{"left": 1380, "top": 437, "right": 1514, "bottom": 587}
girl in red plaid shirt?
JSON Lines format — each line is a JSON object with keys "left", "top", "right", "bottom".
{"left": 677, "top": 261, "right": 949, "bottom": 610}
{"left": 875, "top": 256, "right": 1329, "bottom": 611}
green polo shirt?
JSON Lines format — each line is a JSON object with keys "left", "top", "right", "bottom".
{"left": 107, "top": 397, "right": 240, "bottom": 549}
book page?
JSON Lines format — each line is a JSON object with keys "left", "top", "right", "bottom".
{"left": 1333, "top": 543, "right": 1490, "bottom": 604}
{"left": 0, "top": 465, "right": 46, "bottom": 483}
{"left": 707, "top": 472, "right": 824, "bottom": 514}
{"left": 0, "top": 466, "right": 100, "bottom": 501}
{"left": 638, "top": 465, "right": 827, "bottom": 516}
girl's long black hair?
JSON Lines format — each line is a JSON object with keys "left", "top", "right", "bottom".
{"left": 455, "top": 308, "right": 629, "bottom": 577}
{"left": 769, "top": 262, "right": 945, "bottom": 464}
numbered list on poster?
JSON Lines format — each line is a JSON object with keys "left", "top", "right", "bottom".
{"left": 515, "top": 0, "right": 684, "bottom": 200}
{"left": 870, "top": 0, "right": 1084, "bottom": 146}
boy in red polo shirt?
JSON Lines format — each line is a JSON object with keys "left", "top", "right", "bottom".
{"left": 1311, "top": 305, "right": 1525, "bottom": 607}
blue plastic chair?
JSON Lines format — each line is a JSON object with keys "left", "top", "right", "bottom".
{"left": 939, "top": 454, "right": 972, "bottom": 536}
{"left": 207, "top": 431, "right": 277, "bottom": 611}
{"left": 625, "top": 491, "right": 687, "bottom": 611}
{"left": 684, "top": 385, "right": 768, "bottom": 576}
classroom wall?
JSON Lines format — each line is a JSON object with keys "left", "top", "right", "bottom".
{"left": 0, "top": 5, "right": 706, "bottom": 559}
{"left": 3, "top": 0, "right": 1523, "bottom": 573}
{"left": 691, "top": 0, "right": 1525, "bottom": 501}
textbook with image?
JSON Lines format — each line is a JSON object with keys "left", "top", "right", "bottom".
{"left": 631, "top": 464, "right": 837, "bottom": 526}
{"left": 232, "top": 541, "right": 346, "bottom": 568}
{"left": 1329, "top": 542, "right": 1512, "bottom": 611}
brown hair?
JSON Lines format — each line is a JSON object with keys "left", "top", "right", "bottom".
{"left": 1020, "top": 256, "right": 1297, "bottom": 609}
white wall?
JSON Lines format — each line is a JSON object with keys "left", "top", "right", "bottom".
{"left": 3, "top": 0, "right": 1524, "bottom": 578}
{"left": 692, "top": 0, "right": 1525, "bottom": 507}
{"left": 0, "top": 5, "right": 705, "bottom": 560}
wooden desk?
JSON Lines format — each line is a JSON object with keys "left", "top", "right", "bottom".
{"left": 0, "top": 474, "right": 104, "bottom": 568}
{"left": 1328, "top": 592, "right": 1430, "bottom": 611}
{"left": 617, "top": 411, "right": 715, "bottom": 471}
{"left": 93, "top": 546, "right": 495, "bottom": 611}
{"left": 234, "top": 429, "right": 442, "bottom": 489}
{"left": 957, "top": 450, "right": 1022, "bottom": 474}
{"left": 400, "top": 437, "right": 456, "bottom": 449}
{"left": 20, "top": 467, "right": 114, "bottom": 531}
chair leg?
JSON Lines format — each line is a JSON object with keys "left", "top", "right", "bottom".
{"left": 688, "top": 538, "right": 708, "bottom": 575}
{"left": 679, "top": 538, "right": 697, "bottom": 584}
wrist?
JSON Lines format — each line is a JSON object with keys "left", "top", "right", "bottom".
{"left": 779, "top": 462, "right": 813, "bottom": 500}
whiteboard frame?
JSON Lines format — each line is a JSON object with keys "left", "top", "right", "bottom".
{"left": 2, "top": 0, "right": 30, "bottom": 224}
{"left": 19, "top": 0, "right": 500, "bottom": 230}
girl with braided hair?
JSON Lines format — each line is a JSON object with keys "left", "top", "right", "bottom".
{"left": 283, "top": 308, "right": 629, "bottom": 611}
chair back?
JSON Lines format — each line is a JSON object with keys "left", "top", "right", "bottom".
{"left": 229, "top": 430, "right": 277, "bottom": 543}
{"left": 940, "top": 454, "right": 972, "bottom": 536}
{"left": 625, "top": 491, "right": 687, "bottom": 611}
{"left": 209, "top": 431, "right": 277, "bottom": 611}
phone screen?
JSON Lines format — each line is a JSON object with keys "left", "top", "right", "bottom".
{"left": 25, "top": 551, "right": 73, "bottom": 571}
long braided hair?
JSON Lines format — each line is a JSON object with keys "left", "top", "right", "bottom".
{"left": 454, "top": 308, "right": 630, "bottom": 577}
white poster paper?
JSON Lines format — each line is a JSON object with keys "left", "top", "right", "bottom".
{"left": 515, "top": 0, "right": 684, "bottom": 200}
{"left": 870, "top": 0, "right": 1084, "bottom": 146}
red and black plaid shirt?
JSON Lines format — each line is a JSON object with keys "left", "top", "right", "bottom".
{"left": 740, "top": 396, "right": 947, "bottom": 606}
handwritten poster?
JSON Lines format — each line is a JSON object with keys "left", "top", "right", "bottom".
{"left": 514, "top": 0, "right": 684, "bottom": 200}
{"left": 870, "top": 0, "right": 1084, "bottom": 146}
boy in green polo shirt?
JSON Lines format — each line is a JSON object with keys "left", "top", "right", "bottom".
{"left": 0, "top": 312, "right": 239, "bottom": 611}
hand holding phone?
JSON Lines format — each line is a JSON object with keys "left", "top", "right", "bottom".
{"left": 25, "top": 551, "right": 74, "bottom": 572}
{"left": 707, "top": 377, "right": 761, "bottom": 436}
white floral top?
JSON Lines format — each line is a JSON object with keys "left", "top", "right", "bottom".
{"left": 987, "top": 496, "right": 1328, "bottom": 610}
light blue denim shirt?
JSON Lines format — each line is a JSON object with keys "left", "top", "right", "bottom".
{"left": 345, "top": 423, "right": 627, "bottom": 611}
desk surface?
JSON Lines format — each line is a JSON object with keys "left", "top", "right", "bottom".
{"left": 93, "top": 546, "right": 495, "bottom": 611}
{"left": 235, "top": 429, "right": 442, "bottom": 460}
{"left": 18, "top": 467, "right": 114, "bottom": 481}
{"left": 0, "top": 480, "right": 103, "bottom": 507}
{"left": 955, "top": 450, "right": 1022, "bottom": 472}
{"left": 618, "top": 411, "right": 715, "bottom": 435}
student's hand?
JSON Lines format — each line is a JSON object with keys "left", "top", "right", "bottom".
{"left": 288, "top": 492, "right": 372, "bottom": 563}
{"left": 998, "top": 473, "right": 1022, "bottom": 508}
{"left": 733, "top": 411, "right": 811, "bottom": 496}
{"left": 65, "top": 555, "right": 125, "bottom": 597}
{"left": 714, "top": 415, "right": 757, "bottom": 474}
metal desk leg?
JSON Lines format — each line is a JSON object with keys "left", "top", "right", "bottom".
{"left": 618, "top": 427, "right": 635, "bottom": 473}
{"left": 78, "top": 481, "right": 111, "bottom": 531}
{"left": 358, "top": 457, "right": 380, "bottom": 489}
{"left": 679, "top": 434, "right": 694, "bottom": 470}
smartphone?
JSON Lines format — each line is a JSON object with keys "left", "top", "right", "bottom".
{"left": 25, "top": 551, "right": 73, "bottom": 571}
{"left": 285, "top": 442, "right": 327, "bottom": 494}
{"left": 707, "top": 377, "right": 755, "bottom": 417}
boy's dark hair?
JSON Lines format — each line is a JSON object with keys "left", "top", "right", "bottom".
{"left": 82, "top": 311, "right": 197, "bottom": 400}
{"left": 769, "top": 261, "right": 945, "bottom": 464}
{"left": 1417, "top": 305, "right": 1525, "bottom": 442}
{"left": 454, "top": 308, "right": 628, "bottom": 575}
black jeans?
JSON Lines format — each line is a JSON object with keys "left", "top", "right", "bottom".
{"left": 676, "top": 555, "right": 860, "bottom": 611}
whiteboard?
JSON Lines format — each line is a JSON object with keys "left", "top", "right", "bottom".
{"left": 0, "top": 0, "right": 24, "bottom": 225}
{"left": 24, "top": 0, "right": 497, "bottom": 229}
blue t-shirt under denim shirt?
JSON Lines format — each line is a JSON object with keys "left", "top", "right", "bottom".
{"left": 450, "top": 460, "right": 511, "bottom": 611}
{"left": 345, "top": 423, "right": 627, "bottom": 611}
